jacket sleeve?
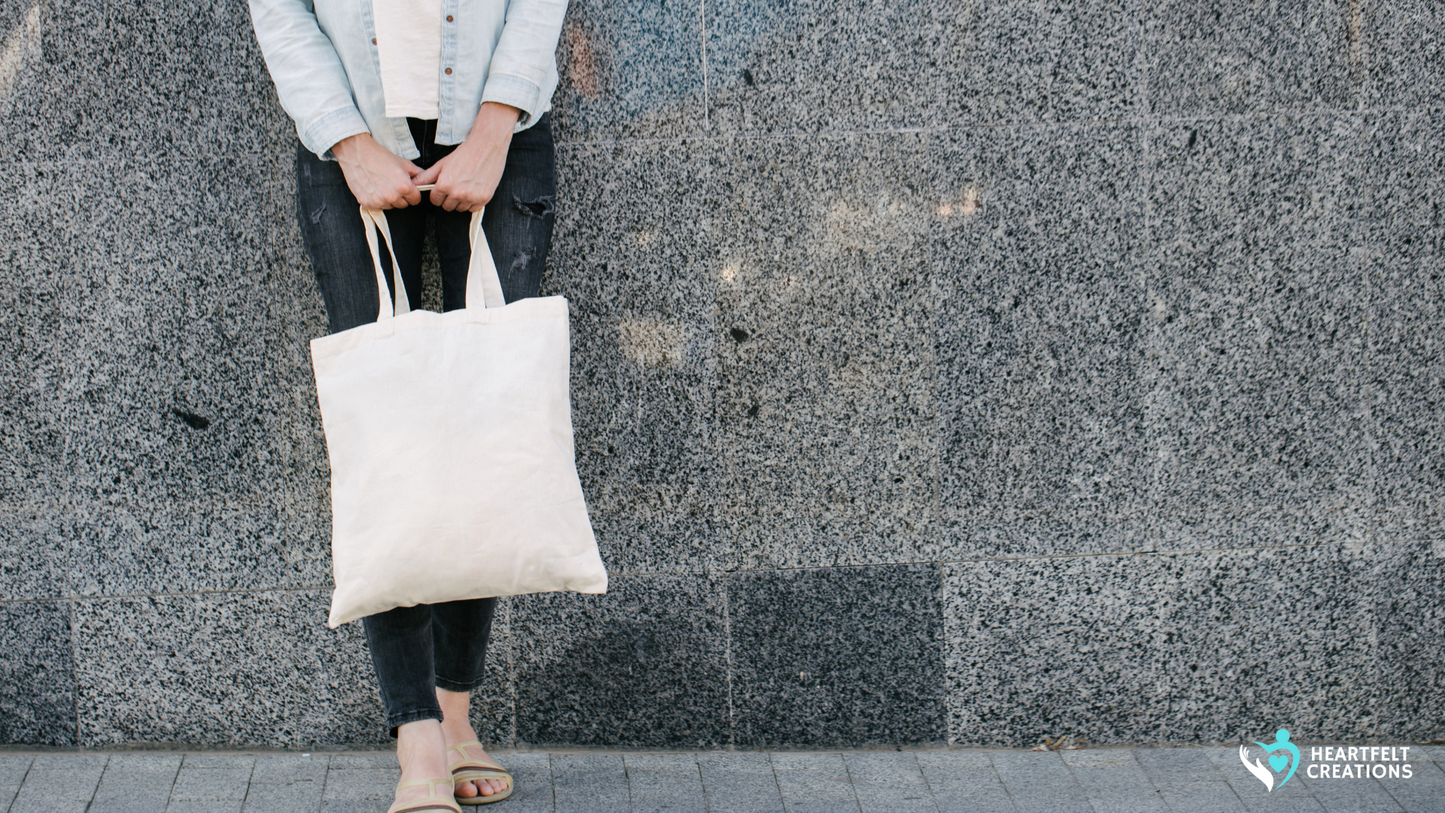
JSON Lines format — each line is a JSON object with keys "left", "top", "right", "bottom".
{"left": 479, "top": 0, "right": 568, "bottom": 125}
{"left": 248, "top": 0, "right": 371, "bottom": 158}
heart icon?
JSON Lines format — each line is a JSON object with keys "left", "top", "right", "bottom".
{"left": 1269, "top": 754, "right": 1289, "bottom": 773}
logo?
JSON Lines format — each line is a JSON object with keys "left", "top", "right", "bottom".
{"left": 1238, "top": 729, "right": 1300, "bottom": 792}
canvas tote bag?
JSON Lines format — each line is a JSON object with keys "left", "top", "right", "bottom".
{"left": 311, "top": 204, "right": 607, "bottom": 628}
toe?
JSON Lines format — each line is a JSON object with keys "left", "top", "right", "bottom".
{"left": 455, "top": 780, "right": 478, "bottom": 798}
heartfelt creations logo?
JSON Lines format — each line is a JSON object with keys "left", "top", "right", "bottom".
{"left": 1238, "top": 729, "right": 1416, "bottom": 792}
{"left": 1239, "top": 729, "right": 1301, "bottom": 792}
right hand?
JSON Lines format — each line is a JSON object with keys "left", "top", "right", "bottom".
{"left": 331, "top": 133, "right": 423, "bottom": 210}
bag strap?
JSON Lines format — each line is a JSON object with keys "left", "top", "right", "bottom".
{"left": 360, "top": 206, "right": 410, "bottom": 321}
{"left": 359, "top": 205, "right": 507, "bottom": 321}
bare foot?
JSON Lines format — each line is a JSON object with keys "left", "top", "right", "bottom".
{"left": 438, "top": 687, "right": 510, "bottom": 800}
{"left": 390, "top": 719, "right": 454, "bottom": 812}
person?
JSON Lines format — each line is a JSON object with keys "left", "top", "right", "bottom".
{"left": 248, "top": 1, "right": 568, "bottom": 809}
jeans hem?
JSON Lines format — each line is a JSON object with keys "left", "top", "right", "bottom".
{"left": 386, "top": 708, "right": 444, "bottom": 740}
{"left": 435, "top": 675, "right": 484, "bottom": 693}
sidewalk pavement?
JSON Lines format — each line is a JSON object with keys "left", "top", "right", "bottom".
{"left": 2, "top": 746, "right": 1442, "bottom": 813}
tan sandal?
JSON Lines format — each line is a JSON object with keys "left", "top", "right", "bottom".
{"left": 386, "top": 777, "right": 462, "bottom": 813}
{"left": 447, "top": 740, "right": 514, "bottom": 805}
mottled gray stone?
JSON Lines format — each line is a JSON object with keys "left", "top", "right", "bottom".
{"left": 0, "top": 0, "right": 288, "bottom": 162}
{"left": 1144, "top": 0, "right": 1361, "bottom": 116}
{"left": 939, "top": 0, "right": 1139, "bottom": 126}
{"left": 552, "top": 140, "right": 719, "bottom": 575}
{"left": 707, "top": 0, "right": 955, "bottom": 134}
{"left": 0, "top": 601, "right": 75, "bottom": 746}
{"left": 0, "top": 1, "right": 111, "bottom": 162}
{"left": 0, "top": 510, "right": 67, "bottom": 602}
{"left": 697, "top": 752, "right": 784, "bottom": 813}
{"left": 988, "top": 751, "right": 1092, "bottom": 813}
{"left": 933, "top": 123, "right": 1150, "bottom": 558}
{"left": 1374, "top": 540, "right": 1445, "bottom": 743}
{"left": 1363, "top": 111, "right": 1445, "bottom": 542}
{"left": 1061, "top": 749, "right": 1169, "bottom": 813}
{"left": 914, "top": 751, "right": 1014, "bottom": 812}
{"left": 0, "top": 160, "right": 107, "bottom": 510}
{"left": 770, "top": 753, "right": 858, "bottom": 813}
{"left": 947, "top": 547, "right": 1376, "bottom": 748}
{"left": 72, "top": 591, "right": 387, "bottom": 748}
{"left": 550, "top": 0, "right": 703, "bottom": 142}
{"left": 1145, "top": 116, "right": 1369, "bottom": 550}
{"left": 1363, "top": 1, "right": 1445, "bottom": 110}
{"left": 513, "top": 574, "right": 729, "bottom": 747}
{"left": 712, "top": 133, "right": 937, "bottom": 569}
{"left": 553, "top": 753, "right": 627, "bottom": 813}
{"left": 729, "top": 565, "right": 944, "bottom": 748}
{"left": 842, "top": 752, "right": 937, "bottom": 812}
{"left": 166, "top": 802, "right": 244, "bottom": 813}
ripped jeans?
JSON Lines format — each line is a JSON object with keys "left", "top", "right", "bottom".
{"left": 295, "top": 114, "right": 555, "bottom": 737}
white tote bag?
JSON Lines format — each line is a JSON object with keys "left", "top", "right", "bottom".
{"left": 311, "top": 205, "right": 607, "bottom": 628}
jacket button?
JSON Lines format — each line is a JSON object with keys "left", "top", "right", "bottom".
{"left": 446, "top": 15, "right": 453, "bottom": 22}
{"left": 445, "top": 67, "right": 453, "bottom": 74}
{"left": 371, "top": 38, "right": 377, "bottom": 44}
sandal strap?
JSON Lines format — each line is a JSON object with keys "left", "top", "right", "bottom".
{"left": 447, "top": 742, "right": 508, "bottom": 773}
{"left": 388, "top": 778, "right": 461, "bottom": 813}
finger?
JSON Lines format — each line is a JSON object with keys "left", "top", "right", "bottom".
{"left": 402, "top": 160, "right": 423, "bottom": 178}
{"left": 413, "top": 164, "right": 441, "bottom": 186}
{"left": 401, "top": 184, "right": 422, "bottom": 207}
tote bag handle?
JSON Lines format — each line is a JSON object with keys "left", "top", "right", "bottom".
{"left": 360, "top": 203, "right": 508, "bottom": 322}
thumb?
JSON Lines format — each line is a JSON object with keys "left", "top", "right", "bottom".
{"left": 413, "top": 163, "right": 441, "bottom": 186}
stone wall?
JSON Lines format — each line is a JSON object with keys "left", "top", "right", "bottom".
{"left": 1, "top": 0, "right": 1442, "bottom": 749}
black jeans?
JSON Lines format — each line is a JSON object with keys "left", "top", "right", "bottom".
{"left": 296, "top": 114, "right": 556, "bottom": 737}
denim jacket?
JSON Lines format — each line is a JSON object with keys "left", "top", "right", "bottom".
{"left": 248, "top": 0, "right": 566, "bottom": 160}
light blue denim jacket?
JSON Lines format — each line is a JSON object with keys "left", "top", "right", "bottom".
{"left": 248, "top": 0, "right": 566, "bottom": 160}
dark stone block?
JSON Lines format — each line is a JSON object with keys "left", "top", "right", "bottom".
{"left": 1363, "top": 1, "right": 1445, "bottom": 109}
{"left": 729, "top": 564, "right": 945, "bottom": 747}
{"left": 513, "top": 574, "right": 729, "bottom": 747}
{"left": 0, "top": 601, "right": 75, "bottom": 746}
{"left": 73, "top": 591, "right": 388, "bottom": 748}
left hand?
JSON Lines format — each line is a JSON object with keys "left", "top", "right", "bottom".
{"left": 413, "top": 102, "right": 522, "bottom": 212}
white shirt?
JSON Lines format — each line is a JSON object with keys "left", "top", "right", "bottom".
{"left": 371, "top": 0, "right": 444, "bottom": 119}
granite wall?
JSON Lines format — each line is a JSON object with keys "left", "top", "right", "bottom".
{"left": 1, "top": 0, "right": 1442, "bottom": 750}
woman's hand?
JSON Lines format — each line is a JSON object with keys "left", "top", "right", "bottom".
{"left": 332, "top": 133, "right": 424, "bottom": 210}
{"left": 412, "top": 102, "right": 521, "bottom": 212}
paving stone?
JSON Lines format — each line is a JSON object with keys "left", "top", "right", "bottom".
{"left": 241, "top": 779, "right": 327, "bottom": 813}
{"left": 89, "top": 753, "right": 181, "bottom": 813}
{"left": 1299, "top": 771, "right": 1404, "bottom": 813}
{"left": 989, "top": 751, "right": 1091, "bottom": 813}
{"left": 1154, "top": 781, "right": 1249, "bottom": 813}
{"left": 843, "top": 752, "right": 938, "bottom": 813}
{"left": 1132, "top": 747, "right": 1229, "bottom": 785}
{"left": 553, "top": 753, "right": 627, "bottom": 813}
{"left": 698, "top": 752, "right": 785, "bottom": 813}
{"left": 1061, "top": 750, "right": 1169, "bottom": 813}
{"left": 248, "top": 753, "right": 328, "bottom": 785}
{"left": 772, "top": 757, "right": 859, "bottom": 813}
{"left": 1380, "top": 759, "right": 1445, "bottom": 813}
{"left": 627, "top": 758, "right": 707, "bottom": 813}
{"left": 166, "top": 802, "right": 245, "bottom": 813}
{"left": 321, "top": 768, "right": 399, "bottom": 801}
{"left": 8, "top": 766, "right": 102, "bottom": 813}
{"left": 914, "top": 751, "right": 1013, "bottom": 812}
{"left": 170, "top": 766, "right": 253, "bottom": 801}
